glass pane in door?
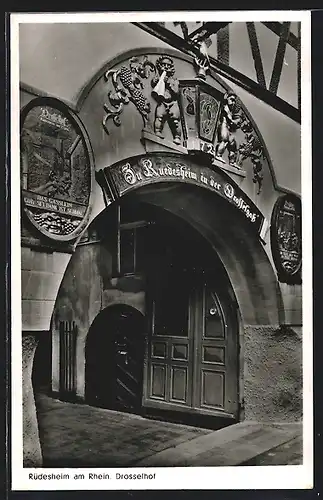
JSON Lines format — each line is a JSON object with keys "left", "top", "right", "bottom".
{"left": 153, "top": 269, "right": 189, "bottom": 337}
{"left": 204, "top": 290, "right": 225, "bottom": 338}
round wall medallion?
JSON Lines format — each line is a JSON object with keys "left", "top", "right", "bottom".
{"left": 270, "top": 194, "right": 302, "bottom": 282}
{"left": 21, "top": 98, "right": 93, "bottom": 241}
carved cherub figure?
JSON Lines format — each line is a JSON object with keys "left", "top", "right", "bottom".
{"left": 215, "top": 92, "right": 241, "bottom": 165}
{"left": 238, "top": 116, "right": 264, "bottom": 194}
{"left": 151, "top": 56, "right": 182, "bottom": 145}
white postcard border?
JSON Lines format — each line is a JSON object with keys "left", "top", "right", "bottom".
{"left": 10, "top": 10, "right": 313, "bottom": 491}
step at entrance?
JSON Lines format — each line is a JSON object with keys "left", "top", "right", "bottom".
{"left": 134, "top": 422, "right": 302, "bottom": 467}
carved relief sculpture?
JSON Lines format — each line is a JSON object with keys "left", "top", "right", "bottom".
{"left": 103, "top": 56, "right": 155, "bottom": 134}
{"left": 238, "top": 116, "right": 265, "bottom": 195}
{"left": 215, "top": 92, "right": 242, "bottom": 166}
{"left": 193, "top": 38, "right": 212, "bottom": 80}
{"left": 151, "top": 56, "right": 182, "bottom": 145}
{"left": 21, "top": 103, "right": 91, "bottom": 239}
{"left": 271, "top": 195, "right": 302, "bottom": 282}
{"left": 214, "top": 92, "right": 265, "bottom": 194}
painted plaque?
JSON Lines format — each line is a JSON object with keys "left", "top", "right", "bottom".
{"left": 271, "top": 195, "right": 302, "bottom": 281}
{"left": 21, "top": 101, "right": 92, "bottom": 240}
{"left": 99, "top": 153, "right": 266, "bottom": 235}
{"left": 198, "top": 89, "right": 220, "bottom": 143}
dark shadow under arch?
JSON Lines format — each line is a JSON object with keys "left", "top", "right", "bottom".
{"left": 91, "top": 181, "right": 283, "bottom": 326}
{"left": 32, "top": 333, "right": 52, "bottom": 395}
{"left": 130, "top": 182, "right": 284, "bottom": 325}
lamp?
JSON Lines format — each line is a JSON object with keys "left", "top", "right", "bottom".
{"left": 179, "top": 79, "right": 223, "bottom": 161}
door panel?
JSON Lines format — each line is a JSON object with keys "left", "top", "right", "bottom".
{"left": 150, "top": 363, "right": 166, "bottom": 400}
{"left": 202, "top": 345, "right": 225, "bottom": 364}
{"left": 146, "top": 334, "right": 192, "bottom": 407}
{"left": 201, "top": 370, "right": 225, "bottom": 408}
{"left": 170, "top": 366, "right": 188, "bottom": 403}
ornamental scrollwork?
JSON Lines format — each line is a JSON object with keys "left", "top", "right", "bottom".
{"left": 103, "top": 56, "right": 156, "bottom": 134}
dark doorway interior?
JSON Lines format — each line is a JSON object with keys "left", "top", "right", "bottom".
{"left": 85, "top": 305, "right": 145, "bottom": 413}
{"left": 32, "top": 332, "right": 52, "bottom": 395}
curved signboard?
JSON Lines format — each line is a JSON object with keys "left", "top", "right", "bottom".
{"left": 270, "top": 194, "right": 302, "bottom": 283}
{"left": 21, "top": 98, "right": 93, "bottom": 241}
{"left": 97, "top": 153, "right": 266, "bottom": 236}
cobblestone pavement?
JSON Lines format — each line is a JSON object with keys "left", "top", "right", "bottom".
{"left": 34, "top": 394, "right": 302, "bottom": 468}
{"left": 35, "top": 393, "right": 211, "bottom": 467}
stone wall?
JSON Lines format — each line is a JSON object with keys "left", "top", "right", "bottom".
{"left": 243, "top": 325, "right": 302, "bottom": 422}
{"left": 22, "top": 334, "right": 43, "bottom": 467}
{"left": 21, "top": 247, "right": 71, "bottom": 331}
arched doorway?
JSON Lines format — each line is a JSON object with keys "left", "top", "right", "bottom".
{"left": 106, "top": 197, "right": 240, "bottom": 421}
{"left": 85, "top": 305, "right": 145, "bottom": 413}
{"left": 82, "top": 196, "right": 241, "bottom": 422}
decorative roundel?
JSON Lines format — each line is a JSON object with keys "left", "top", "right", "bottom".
{"left": 21, "top": 98, "right": 93, "bottom": 241}
{"left": 270, "top": 194, "right": 302, "bottom": 282}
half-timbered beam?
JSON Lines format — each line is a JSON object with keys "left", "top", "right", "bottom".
{"left": 269, "top": 22, "right": 291, "bottom": 94}
{"left": 217, "top": 24, "right": 230, "bottom": 66}
{"left": 246, "top": 22, "right": 267, "bottom": 88}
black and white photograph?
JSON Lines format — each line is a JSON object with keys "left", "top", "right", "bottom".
{"left": 10, "top": 11, "right": 313, "bottom": 490}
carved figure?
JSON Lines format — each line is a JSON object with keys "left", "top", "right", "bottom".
{"left": 151, "top": 56, "right": 182, "bottom": 145}
{"left": 238, "top": 116, "right": 264, "bottom": 194}
{"left": 194, "top": 38, "right": 212, "bottom": 80}
{"left": 215, "top": 92, "right": 241, "bottom": 165}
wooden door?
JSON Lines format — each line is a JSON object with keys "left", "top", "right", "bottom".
{"left": 114, "top": 317, "right": 144, "bottom": 412}
{"left": 143, "top": 268, "right": 194, "bottom": 410}
{"left": 192, "top": 283, "right": 239, "bottom": 418}
{"left": 143, "top": 273, "right": 239, "bottom": 419}
{"left": 85, "top": 307, "right": 144, "bottom": 412}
